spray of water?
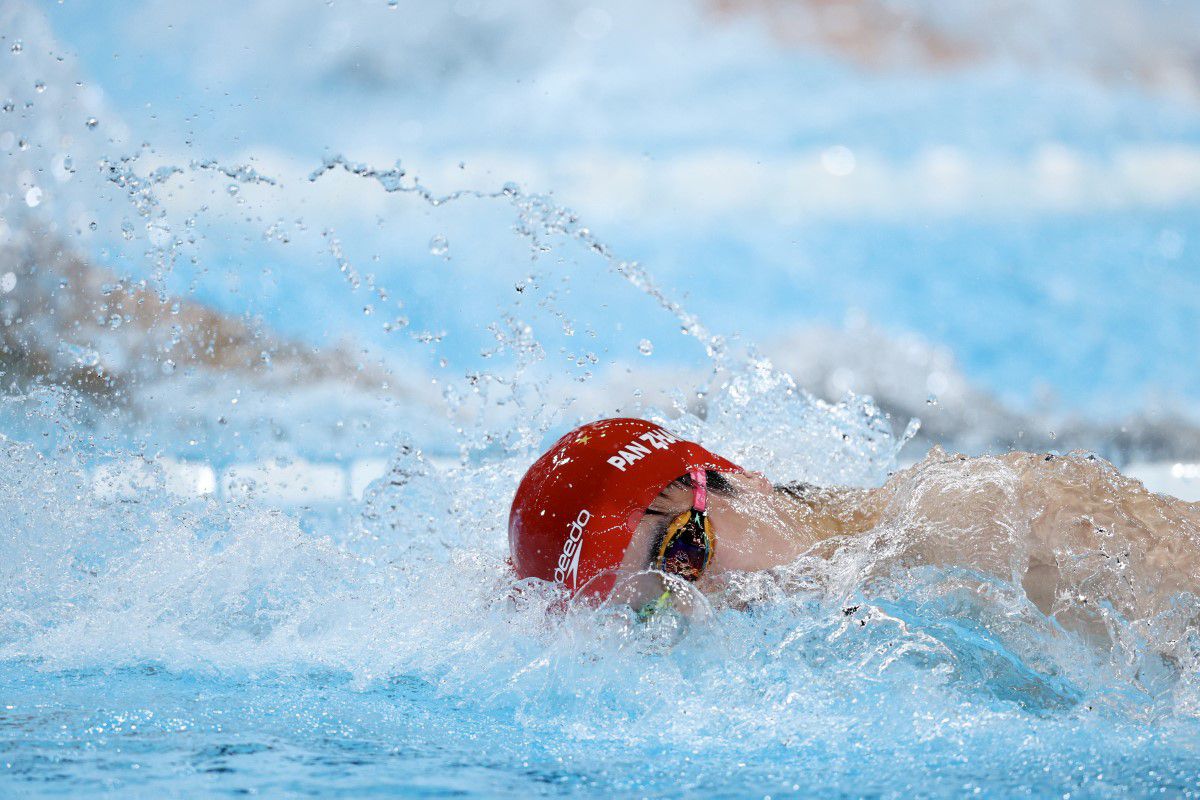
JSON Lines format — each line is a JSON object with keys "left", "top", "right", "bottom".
{"left": 5, "top": 3, "right": 1200, "bottom": 794}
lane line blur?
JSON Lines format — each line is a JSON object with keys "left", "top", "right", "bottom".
{"left": 89, "top": 457, "right": 1200, "bottom": 505}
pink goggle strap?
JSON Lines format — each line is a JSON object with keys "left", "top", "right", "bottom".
{"left": 689, "top": 469, "right": 708, "bottom": 513}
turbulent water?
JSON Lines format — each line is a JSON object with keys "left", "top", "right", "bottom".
{"left": 4, "top": 0, "right": 1200, "bottom": 796}
{"left": 8, "top": 373, "right": 1200, "bottom": 797}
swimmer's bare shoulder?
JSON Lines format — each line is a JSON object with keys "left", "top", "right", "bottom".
{"left": 997, "top": 448, "right": 1200, "bottom": 514}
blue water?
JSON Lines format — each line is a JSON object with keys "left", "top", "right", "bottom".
{"left": 20, "top": 0, "right": 1200, "bottom": 415}
{"left": 5, "top": 0, "right": 1200, "bottom": 796}
{"left": 5, "top": 664, "right": 1200, "bottom": 797}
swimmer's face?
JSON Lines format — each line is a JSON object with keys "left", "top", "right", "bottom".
{"left": 621, "top": 470, "right": 812, "bottom": 591}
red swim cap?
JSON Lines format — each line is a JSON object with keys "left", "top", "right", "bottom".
{"left": 509, "top": 417, "right": 741, "bottom": 597}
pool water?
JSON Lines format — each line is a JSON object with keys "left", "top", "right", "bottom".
{"left": 4, "top": 0, "right": 1200, "bottom": 796}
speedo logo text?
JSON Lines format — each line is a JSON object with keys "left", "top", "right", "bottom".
{"left": 554, "top": 509, "right": 592, "bottom": 589}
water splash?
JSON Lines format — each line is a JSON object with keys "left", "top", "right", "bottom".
{"left": 5, "top": 1, "right": 1200, "bottom": 794}
{"left": 309, "top": 154, "right": 728, "bottom": 365}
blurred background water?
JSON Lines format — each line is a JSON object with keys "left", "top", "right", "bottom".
{"left": 3, "top": 0, "right": 1200, "bottom": 796}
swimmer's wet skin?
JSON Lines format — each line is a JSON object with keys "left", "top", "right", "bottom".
{"left": 510, "top": 417, "right": 1200, "bottom": 637}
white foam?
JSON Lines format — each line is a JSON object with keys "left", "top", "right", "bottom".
{"left": 92, "top": 457, "right": 216, "bottom": 500}
{"left": 349, "top": 458, "right": 389, "bottom": 500}
{"left": 221, "top": 459, "right": 348, "bottom": 505}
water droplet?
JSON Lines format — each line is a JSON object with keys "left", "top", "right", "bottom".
{"left": 161, "top": 359, "right": 176, "bottom": 375}
{"left": 63, "top": 343, "right": 100, "bottom": 368}
{"left": 88, "top": 221, "right": 97, "bottom": 231}
{"left": 10, "top": 41, "right": 22, "bottom": 54}
{"left": 1, "top": 272, "right": 16, "bottom": 293}
{"left": 121, "top": 221, "right": 134, "bottom": 240}
{"left": 1, "top": 100, "right": 13, "bottom": 113}
{"left": 387, "top": 0, "right": 399, "bottom": 6}
{"left": 638, "top": 339, "right": 653, "bottom": 356}
{"left": 108, "top": 314, "right": 123, "bottom": 329}
{"left": 363, "top": 305, "right": 373, "bottom": 315}
{"left": 34, "top": 81, "right": 45, "bottom": 93}
{"left": 925, "top": 394, "right": 938, "bottom": 406}
{"left": 501, "top": 182, "right": 519, "bottom": 197}
{"left": 24, "top": 186, "right": 42, "bottom": 207}
{"left": 17, "top": 138, "right": 28, "bottom": 151}
{"left": 226, "top": 183, "right": 239, "bottom": 196}
{"left": 429, "top": 234, "right": 449, "bottom": 256}
{"left": 85, "top": 117, "right": 98, "bottom": 129}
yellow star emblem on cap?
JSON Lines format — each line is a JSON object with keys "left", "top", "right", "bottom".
{"left": 576, "top": 434, "right": 591, "bottom": 445}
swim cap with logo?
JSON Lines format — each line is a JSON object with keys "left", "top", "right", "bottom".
{"left": 508, "top": 417, "right": 742, "bottom": 597}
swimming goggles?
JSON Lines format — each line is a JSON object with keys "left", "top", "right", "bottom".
{"left": 638, "top": 469, "right": 714, "bottom": 621}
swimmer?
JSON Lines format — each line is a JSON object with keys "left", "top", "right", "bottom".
{"left": 509, "top": 417, "right": 1200, "bottom": 636}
